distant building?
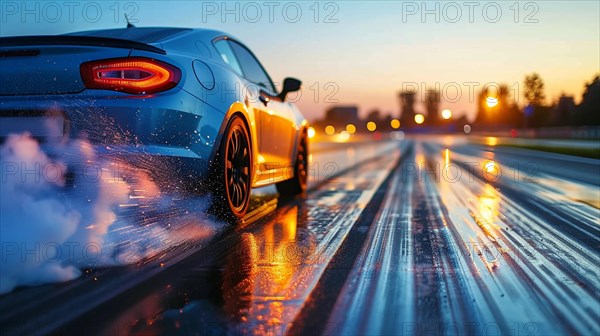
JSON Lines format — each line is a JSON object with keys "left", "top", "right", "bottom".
{"left": 425, "top": 89, "right": 440, "bottom": 125}
{"left": 324, "top": 105, "right": 360, "bottom": 129}
{"left": 399, "top": 90, "right": 416, "bottom": 128}
{"left": 557, "top": 95, "right": 575, "bottom": 125}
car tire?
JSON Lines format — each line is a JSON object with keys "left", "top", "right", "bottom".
{"left": 276, "top": 129, "right": 308, "bottom": 197}
{"left": 210, "top": 115, "right": 252, "bottom": 220}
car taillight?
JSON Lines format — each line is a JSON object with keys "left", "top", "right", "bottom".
{"left": 80, "top": 57, "right": 181, "bottom": 94}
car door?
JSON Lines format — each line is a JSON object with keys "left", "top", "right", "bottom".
{"left": 226, "top": 40, "right": 296, "bottom": 171}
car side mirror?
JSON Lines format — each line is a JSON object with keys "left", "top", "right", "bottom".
{"left": 278, "top": 77, "right": 301, "bottom": 101}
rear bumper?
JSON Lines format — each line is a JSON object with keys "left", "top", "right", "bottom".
{"left": 0, "top": 89, "right": 226, "bottom": 180}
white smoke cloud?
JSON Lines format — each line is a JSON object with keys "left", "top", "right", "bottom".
{"left": 0, "top": 133, "right": 221, "bottom": 294}
{"left": 1, "top": 133, "right": 81, "bottom": 293}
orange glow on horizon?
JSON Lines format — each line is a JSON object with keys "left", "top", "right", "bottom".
{"left": 486, "top": 97, "right": 499, "bottom": 108}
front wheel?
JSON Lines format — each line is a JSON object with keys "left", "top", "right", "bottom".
{"left": 276, "top": 129, "right": 308, "bottom": 197}
{"left": 211, "top": 115, "right": 252, "bottom": 219}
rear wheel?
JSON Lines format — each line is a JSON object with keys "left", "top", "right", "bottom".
{"left": 211, "top": 115, "right": 252, "bottom": 219}
{"left": 276, "top": 130, "right": 308, "bottom": 197}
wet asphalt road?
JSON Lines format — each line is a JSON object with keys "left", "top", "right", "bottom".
{"left": 1, "top": 135, "right": 599, "bottom": 335}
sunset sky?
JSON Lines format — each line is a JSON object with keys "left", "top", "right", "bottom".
{"left": 1, "top": 1, "right": 598, "bottom": 121}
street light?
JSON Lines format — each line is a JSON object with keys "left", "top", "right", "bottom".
{"left": 441, "top": 109, "right": 452, "bottom": 120}
{"left": 325, "top": 125, "right": 335, "bottom": 135}
{"left": 346, "top": 124, "right": 357, "bottom": 134}
{"left": 414, "top": 114, "right": 425, "bottom": 125}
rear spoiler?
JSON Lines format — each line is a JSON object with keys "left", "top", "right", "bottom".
{"left": 0, "top": 35, "right": 166, "bottom": 55}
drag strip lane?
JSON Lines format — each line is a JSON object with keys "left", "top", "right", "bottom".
{"left": 323, "top": 139, "right": 599, "bottom": 335}
{"left": 422, "top": 141, "right": 600, "bottom": 335}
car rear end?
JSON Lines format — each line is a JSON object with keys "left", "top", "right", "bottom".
{"left": 0, "top": 30, "right": 224, "bottom": 187}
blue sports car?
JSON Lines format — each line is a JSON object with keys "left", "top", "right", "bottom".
{"left": 0, "top": 27, "right": 309, "bottom": 219}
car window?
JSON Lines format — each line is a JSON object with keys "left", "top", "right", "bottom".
{"left": 214, "top": 39, "right": 243, "bottom": 76}
{"left": 228, "top": 41, "right": 276, "bottom": 94}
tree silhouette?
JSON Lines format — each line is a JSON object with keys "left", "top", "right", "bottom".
{"left": 574, "top": 75, "right": 600, "bottom": 126}
{"left": 523, "top": 73, "right": 548, "bottom": 127}
{"left": 498, "top": 84, "right": 510, "bottom": 107}
{"left": 475, "top": 87, "right": 489, "bottom": 125}
{"left": 524, "top": 73, "right": 545, "bottom": 106}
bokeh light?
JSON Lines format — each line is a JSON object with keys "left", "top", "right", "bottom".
{"left": 338, "top": 130, "right": 351, "bottom": 142}
{"left": 346, "top": 124, "right": 357, "bottom": 134}
{"left": 483, "top": 160, "right": 501, "bottom": 181}
{"left": 325, "top": 125, "right": 335, "bottom": 135}
{"left": 414, "top": 114, "right": 425, "bottom": 125}
{"left": 441, "top": 109, "right": 452, "bottom": 120}
{"left": 463, "top": 124, "right": 472, "bottom": 134}
{"left": 486, "top": 97, "right": 498, "bottom": 108}
{"left": 390, "top": 119, "right": 400, "bottom": 129}
{"left": 391, "top": 131, "right": 405, "bottom": 140}
{"left": 307, "top": 127, "right": 316, "bottom": 139}
{"left": 486, "top": 137, "right": 498, "bottom": 146}
{"left": 366, "top": 121, "right": 377, "bottom": 132}
{"left": 485, "top": 161, "right": 497, "bottom": 173}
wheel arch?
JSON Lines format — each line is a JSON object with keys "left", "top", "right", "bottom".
{"left": 210, "top": 101, "right": 258, "bottom": 184}
{"left": 290, "top": 123, "right": 309, "bottom": 168}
